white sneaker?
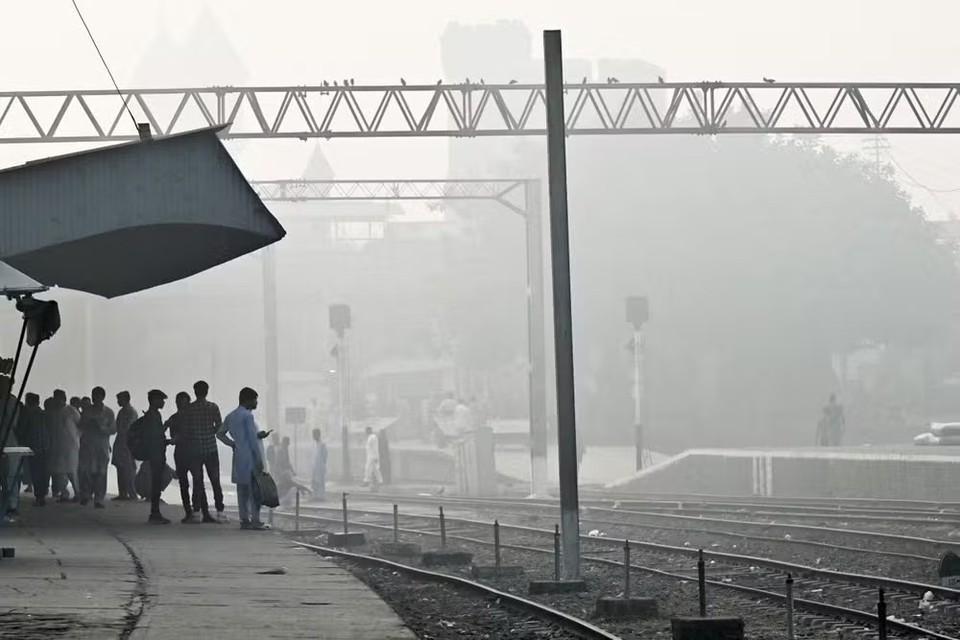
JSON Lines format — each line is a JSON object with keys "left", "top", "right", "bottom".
{"left": 217, "top": 511, "right": 229, "bottom": 523}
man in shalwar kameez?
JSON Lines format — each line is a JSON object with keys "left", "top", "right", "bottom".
{"left": 311, "top": 428, "right": 327, "bottom": 501}
{"left": 78, "top": 387, "right": 115, "bottom": 508}
{"left": 51, "top": 389, "right": 80, "bottom": 502}
{"left": 112, "top": 391, "right": 138, "bottom": 500}
{"left": 217, "top": 387, "right": 268, "bottom": 530}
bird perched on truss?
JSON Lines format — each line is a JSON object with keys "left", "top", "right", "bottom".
{"left": 608, "top": 77, "right": 620, "bottom": 84}
{"left": 508, "top": 79, "right": 517, "bottom": 85}
{"left": 400, "top": 78, "right": 407, "bottom": 86}
{"left": 322, "top": 80, "right": 329, "bottom": 87}
{"left": 763, "top": 77, "right": 775, "bottom": 84}
{"left": 436, "top": 79, "right": 443, "bottom": 85}
{"left": 581, "top": 76, "right": 588, "bottom": 84}
{"left": 658, "top": 76, "right": 665, "bottom": 84}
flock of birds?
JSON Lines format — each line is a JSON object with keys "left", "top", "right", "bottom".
{"left": 312, "top": 76, "right": 779, "bottom": 91}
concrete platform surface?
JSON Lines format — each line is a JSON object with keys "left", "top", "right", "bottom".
{"left": 0, "top": 499, "right": 414, "bottom": 639}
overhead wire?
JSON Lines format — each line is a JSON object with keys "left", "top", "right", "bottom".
{"left": 70, "top": 0, "right": 137, "bottom": 130}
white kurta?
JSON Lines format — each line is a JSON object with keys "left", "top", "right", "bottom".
{"left": 363, "top": 433, "right": 382, "bottom": 485}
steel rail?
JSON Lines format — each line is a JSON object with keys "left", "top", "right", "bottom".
{"left": 295, "top": 500, "right": 935, "bottom": 563}
{"left": 289, "top": 504, "right": 960, "bottom": 601}
{"left": 282, "top": 510, "right": 958, "bottom": 640}
{"left": 292, "top": 540, "right": 621, "bottom": 640}
{"left": 344, "top": 492, "right": 956, "bottom": 549}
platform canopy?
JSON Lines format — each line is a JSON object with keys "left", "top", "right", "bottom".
{"left": 0, "top": 125, "right": 285, "bottom": 298}
{"left": 0, "top": 260, "right": 47, "bottom": 298}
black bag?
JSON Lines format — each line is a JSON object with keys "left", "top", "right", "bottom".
{"left": 127, "top": 417, "right": 150, "bottom": 462}
{"left": 134, "top": 461, "right": 175, "bottom": 499}
{"left": 252, "top": 468, "right": 280, "bottom": 509}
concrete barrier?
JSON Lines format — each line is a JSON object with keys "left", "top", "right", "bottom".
{"left": 607, "top": 446, "right": 960, "bottom": 501}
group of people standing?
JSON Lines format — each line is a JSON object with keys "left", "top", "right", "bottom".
{"left": 3, "top": 379, "right": 284, "bottom": 530}
{"left": 9, "top": 386, "right": 123, "bottom": 511}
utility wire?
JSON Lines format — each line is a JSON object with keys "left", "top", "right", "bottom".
{"left": 888, "top": 152, "right": 960, "bottom": 194}
{"left": 70, "top": 0, "right": 137, "bottom": 130}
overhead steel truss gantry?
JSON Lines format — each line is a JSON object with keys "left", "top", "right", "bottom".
{"left": 5, "top": 80, "right": 959, "bottom": 498}
{"left": 253, "top": 178, "right": 548, "bottom": 489}
{"left": 3, "top": 82, "right": 960, "bottom": 142}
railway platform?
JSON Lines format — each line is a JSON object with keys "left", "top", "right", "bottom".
{"left": 0, "top": 498, "right": 414, "bottom": 639}
{"left": 608, "top": 445, "right": 960, "bottom": 501}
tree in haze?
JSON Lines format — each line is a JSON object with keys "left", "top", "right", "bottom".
{"left": 564, "top": 129, "right": 958, "bottom": 450}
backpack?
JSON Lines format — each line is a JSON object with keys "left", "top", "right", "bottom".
{"left": 127, "top": 416, "right": 150, "bottom": 461}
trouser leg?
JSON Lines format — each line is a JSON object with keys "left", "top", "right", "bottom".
{"left": 78, "top": 470, "right": 91, "bottom": 501}
{"left": 249, "top": 485, "right": 262, "bottom": 524}
{"left": 121, "top": 464, "right": 137, "bottom": 499}
{"left": 149, "top": 460, "right": 163, "bottom": 516}
{"left": 94, "top": 472, "right": 107, "bottom": 504}
{"left": 175, "top": 450, "right": 192, "bottom": 515}
{"left": 67, "top": 472, "right": 80, "bottom": 498}
{"left": 203, "top": 452, "right": 225, "bottom": 512}
{"left": 33, "top": 456, "right": 50, "bottom": 499}
{"left": 191, "top": 460, "right": 209, "bottom": 516}
{"left": 237, "top": 483, "right": 251, "bottom": 523}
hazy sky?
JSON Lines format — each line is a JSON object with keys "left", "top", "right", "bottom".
{"left": 1, "top": 0, "right": 959, "bottom": 217}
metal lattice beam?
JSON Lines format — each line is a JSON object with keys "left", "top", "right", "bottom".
{"left": 251, "top": 178, "right": 529, "bottom": 213}
{"left": 3, "top": 83, "right": 960, "bottom": 143}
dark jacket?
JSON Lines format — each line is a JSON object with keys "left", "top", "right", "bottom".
{"left": 141, "top": 409, "right": 168, "bottom": 460}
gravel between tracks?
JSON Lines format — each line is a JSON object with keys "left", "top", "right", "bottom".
{"left": 307, "top": 528, "right": 830, "bottom": 640}
{"left": 336, "top": 558, "right": 583, "bottom": 640}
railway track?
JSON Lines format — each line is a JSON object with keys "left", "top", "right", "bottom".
{"left": 358, "top": 491, "right": 960, "bottom": 528}
{"left": 294, "top": 541, "right": 620, "bottom": 640}
{"left": 277, "top": 503, "right": 960, "bottom": 640}
{"left": 340, "top": 492, "right": 956, "bottom": 560}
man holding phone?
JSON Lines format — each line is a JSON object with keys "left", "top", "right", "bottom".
{"left": 217, "top": 387, "right": 270, "bottom": 530}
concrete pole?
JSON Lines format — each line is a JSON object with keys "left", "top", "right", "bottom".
{"left": 339, "top": 332, "right": 351, "bottom": 481}
{"left": 633, "top": 328, "right": 643, "bottom": 471}
{"left": 525, "top": 183, "right": 549, "bottom": 497}
{"left": 261, "top": 247, "right": 281, "bottom": 431}
{"left": 543, "top": 29, "right": 581, "bottom": 581}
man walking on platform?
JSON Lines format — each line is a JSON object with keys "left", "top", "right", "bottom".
{"left": 141, "top": 389, "right": 172, "bottom": 524}
{"left": 217, "top": 387, "right": 268, "bottom": 530}
{"left": 112, "top": 391, "right": 138, "bottom": 501}
{"left": 78, "top": 387, "right": 115, "bottom": 508}
{"left": 189, "top": 381, "right": 227, "bottom": 522}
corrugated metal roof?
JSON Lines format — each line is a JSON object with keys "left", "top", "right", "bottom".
{"left": 0, "top": 126, "right": 285, "bottom": 298}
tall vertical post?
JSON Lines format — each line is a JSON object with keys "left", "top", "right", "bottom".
{"left": 626, "top": 296, "right": 648, "bottom": 471}
{"left": 525, "top": 182, "right": 549, "bottom": 497}
{"left": 697, "top": 549, "right": 707, "bottom": 616}
{"left": 393, "top": 504, "right": 399, "bottom": 543}
{"left": 543, "top": 29, "right": 581, "bottom": 581}
{"left": 785, "top": 573, "right": 794, "bottom": 640}
{"left": 338, "top": 333, "right": 351, "bottom": 481}
{"left": 262, "top": 246, "right": 281, "bottom": 432}
{"left": 633, "top": 328, "right": 643, "bottom": 470}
